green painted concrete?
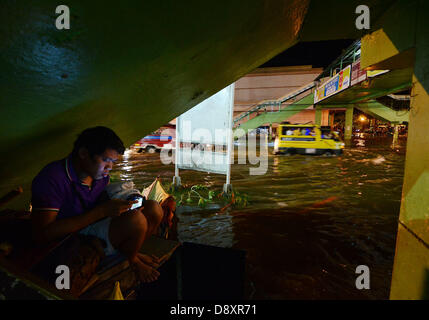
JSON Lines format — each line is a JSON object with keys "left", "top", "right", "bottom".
{"left": 361, "top": 0, "right": 417, "bottom": 70}
{"left": 0, "top": 0, "right": 311, "bottom": 208}
{"left": 349, "top": 82, "right": 413, "bottom": 104}
{"left": 354, "top": 101, "right": 409, "bottom": 123}
{"left": 2, "top": 0, "right": 428, "bottom": 300}
{"left": 234, "top": 93, "right": 314, "bottom": 138}
{"left": 344, "top": 107, "right": 353, "bottom": 142}
{"left": 390, "top": 223, "right": 429, "bottom": 299}
{"left": 316, "top": 67, "right": 413, "bottom": 107}
{"left": 299, "top": 0, "right": 397, "bottom": 42}
{"left": 2, "top": 0, "right": 427, "bottom": 300}
{"left": 390, "top": 0, "right": 429, "bottom": 300}
{"left": 392, "top": 124, "right": 399, "bottom": 147}
{"left": 315, "top": 105, "right": 322, "bottom": 126}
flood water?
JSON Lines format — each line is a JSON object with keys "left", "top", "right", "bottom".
{"left": 113, "top": 136, "right": 407, "bottom": 300}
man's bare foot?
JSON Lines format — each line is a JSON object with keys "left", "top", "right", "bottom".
{"left": 137, "top": 253, "right": 161, "bottom": 268}
{"left": 131, "top": 258, "right": 160, "bottom": 283}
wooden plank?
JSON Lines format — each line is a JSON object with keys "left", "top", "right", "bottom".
{"left": 94, "top": 258, "right": 129, "bottom": 285}
{"left": 139, "top": 236, "right": 180, "bottom": 265}
{"left": 80, "top": 236, "right": 180, "bottom": 300}
{"left": 80, "top": 267, "right": 136, "bottom": 300}
{"left": 78, "top": 274, "right": 99, "bottom": 296}
{"left": 0, "top": 256, "right": 76, "bottom": 300}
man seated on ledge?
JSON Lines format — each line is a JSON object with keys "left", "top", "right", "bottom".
{"left": 30, "top": 126, "right": 163, "bottom": 283}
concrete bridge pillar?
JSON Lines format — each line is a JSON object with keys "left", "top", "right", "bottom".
{"left": 344, "top": 106, "right": 354, "bottom": 145}
{"left": 389, "top": 0, "right": 429, "bottom": 299}
{"left": 315, "top": 105, "right": 322, "bottom": 126}
{"left": 329, "top": 112, "right": 335, "bottom": 129}
{"left": 391, "top": 123, "right": 400, "bottom": 148}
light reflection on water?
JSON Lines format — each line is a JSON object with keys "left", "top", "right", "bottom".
{"left": 111, "top": 136, "right": 406, "bottom": 299}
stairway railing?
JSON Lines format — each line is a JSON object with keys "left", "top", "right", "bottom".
{"left": 233, "top": 81, "right": 315, "bottom": 127}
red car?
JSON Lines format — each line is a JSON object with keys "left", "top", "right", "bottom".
{"left": 133, "top": 125, "right": 176, "bottom": 153}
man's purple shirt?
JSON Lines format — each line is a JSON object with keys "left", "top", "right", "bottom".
{"left": 31, "top": 154, "right": 109, "bottom": 219}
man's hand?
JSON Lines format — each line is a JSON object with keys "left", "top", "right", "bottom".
{"left": 97, "top": 199, "right": 137, "bottom": 218}
{"left": 31, "top": 199, "right": 138, "bottom": 244}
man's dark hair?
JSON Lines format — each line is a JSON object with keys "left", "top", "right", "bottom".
{"left": 72, "top": 126, "right": 125, "bottom": 157}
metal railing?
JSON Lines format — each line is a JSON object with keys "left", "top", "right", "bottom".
{"left": 233, "top": 81, "right": 315, "bottom": 127}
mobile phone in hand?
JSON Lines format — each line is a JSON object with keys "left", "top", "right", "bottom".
{"left": 130, "top": 197, "right": 143, "bottom": 210}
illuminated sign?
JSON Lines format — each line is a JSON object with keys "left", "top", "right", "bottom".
{"left": 351, "top": 60, "right": 367, "bottom": 86}
{"left": 314, "top": 65, "right": 351, "bottom": 103}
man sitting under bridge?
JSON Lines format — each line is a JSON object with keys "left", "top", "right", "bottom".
{"left": 30, "top": 126, "right": 163, "bottom": 283}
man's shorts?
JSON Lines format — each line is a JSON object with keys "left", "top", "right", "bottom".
{"left": 79, "top": 217, "right": 117, "bottom": 256}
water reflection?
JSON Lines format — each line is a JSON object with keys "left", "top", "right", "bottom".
{"left": 111, "top": 136, "right": 406, "bottom": 299}
{"left": 177, "top": 209, "right": 234, "bottom": 248}
{"left": 356, "top": 139, "right": 365, "bottom": 147}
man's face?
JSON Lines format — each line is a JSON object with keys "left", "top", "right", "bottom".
{"left": 81, "top": 148, "right": 120, "bottom": 180}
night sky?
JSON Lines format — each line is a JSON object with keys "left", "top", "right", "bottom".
{"left": 260, "top": 39, "right": 356, "bottom": 69}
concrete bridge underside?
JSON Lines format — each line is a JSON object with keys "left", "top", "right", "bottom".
{"left": 0, "top": 0, "right": 398, "bottom": 205}
{"left": 1, "top": 0, "right": 429, "bottom": 299}
{"left": 354, "top": 101, "right": 409, "bottom": 123}
{"left": 233, "top": 91, "right": 409, "bottom": 137}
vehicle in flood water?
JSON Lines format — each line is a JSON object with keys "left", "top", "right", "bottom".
{"left": 273, "top": 124, "right": 345, "bottom": 156}
{"left": 133, "top": 125, "right": 176, "bottom": 153}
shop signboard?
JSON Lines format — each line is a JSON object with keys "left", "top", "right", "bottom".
{"left": 367, "top": 69, "right": 389, "bottom": 78}
{"left": 351, "top": 60, "right": 367, "bottom": 86}
{"left": 314, "top": 65, "right": 351, "bottom": 103}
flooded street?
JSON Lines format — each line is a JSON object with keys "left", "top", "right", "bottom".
{"left": 113, "top": 136, "right": 406, "bottom": 300}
